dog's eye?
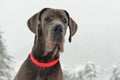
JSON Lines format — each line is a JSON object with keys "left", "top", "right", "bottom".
{"left": 63, "top": 18, "right": 67, "bottom": 23}
{"left": 45, "top": 16, "right": 53, "bottom": 21}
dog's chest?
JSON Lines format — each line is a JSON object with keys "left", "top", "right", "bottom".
{"left": 35, "top": 69, "right": 53, "bottom": 80}
{"left": 36, "top": 76, "right": 45, "bottom": 80}
{"left": 36, "top": 76, "right": 59, "bottom": 80}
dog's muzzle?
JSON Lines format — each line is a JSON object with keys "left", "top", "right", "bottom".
{"left": 52, "top": 24, "right": 64, "bottom": 43}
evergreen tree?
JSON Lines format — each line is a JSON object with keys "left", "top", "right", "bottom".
{"left": 82, "top": 63, "right": 98, "bottom": 80}
{"left": 0, "top": 29, "right": 12, "bottom": 80}
{"left": 110, "top": 64, "right": 120, "bottom": 80}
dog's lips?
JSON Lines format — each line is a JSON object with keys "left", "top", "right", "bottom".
{"left": 54, "top": 42, "right": 64, "bottom": 53}
{"left": 52, "top": 44, "right": 63, "bottom": 57}
{"left": 47, "top": 42, "right": 64, "bottom": 53}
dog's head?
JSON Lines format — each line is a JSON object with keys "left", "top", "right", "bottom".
{"left": 27, "top": 8, "right": 78, "bottom": 56}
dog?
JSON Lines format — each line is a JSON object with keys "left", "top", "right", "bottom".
{"left": 14, "top": 8, "right": 78, "bottom": 80}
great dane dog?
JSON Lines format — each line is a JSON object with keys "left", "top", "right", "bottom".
{"left": 14, "top": 8, "right": 78, "bottom": 80}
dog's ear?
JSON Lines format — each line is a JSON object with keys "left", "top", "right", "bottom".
{"left": 64, "top": 11, "right": 78, "bottom": 42}
{"left": 27, "top": 8, "right": 48, "bottom": 35}
{"left": 68, "top": 18, "right": 78, "bottom": 42}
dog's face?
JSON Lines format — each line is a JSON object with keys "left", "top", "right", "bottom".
{"left": 27, "top": 8, "right": 77, "bottom": 56}
{"left": 40, "top": 9, "right": 68, "bottom": 53}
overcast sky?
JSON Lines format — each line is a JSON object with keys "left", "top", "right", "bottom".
{"left": 1, "top": 0, "right": 120, "bottom": 72}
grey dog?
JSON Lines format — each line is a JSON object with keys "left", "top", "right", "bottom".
{"left": 14, "top": 8, "right": 78, "bottom": 80}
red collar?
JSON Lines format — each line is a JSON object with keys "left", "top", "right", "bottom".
{"left": 30, "top": 52, "right": 59, "bottom": 68}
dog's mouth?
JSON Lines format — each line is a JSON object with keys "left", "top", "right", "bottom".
{"left": 46, "top": 33, "right": 64, "bottom": 56}
{"left": 51, "top": 40, "right": 64, "bottom": 53}
{"left": 51, "top": 42, "right": 64, "bottom": 57}
{"left": 47, "top": 41, "right": 64, "bottom": 54}
{"left": 53, "top": 42, "right": 64, "bottom": 52}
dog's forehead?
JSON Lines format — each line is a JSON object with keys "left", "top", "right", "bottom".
{"left": 43, "top": 8, "right": 67, "bottom": 18}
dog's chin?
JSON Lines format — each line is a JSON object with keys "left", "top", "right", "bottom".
{"left": 54, "top": 44, "right": 64, "bottom": 53}
{"left": 46, "top": 42, "right": 64, "bottom": 56}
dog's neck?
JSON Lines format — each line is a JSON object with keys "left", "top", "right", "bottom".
{"left": 32, "top": 36, "right": 59, "bottom": 63}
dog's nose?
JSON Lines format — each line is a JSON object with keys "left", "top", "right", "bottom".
{"left": 53, "top": 24, "right": 63, "bottom": 33}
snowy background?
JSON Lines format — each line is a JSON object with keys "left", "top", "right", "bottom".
{"left": 0, "top": 0, "right": 120, "bottom": 79}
